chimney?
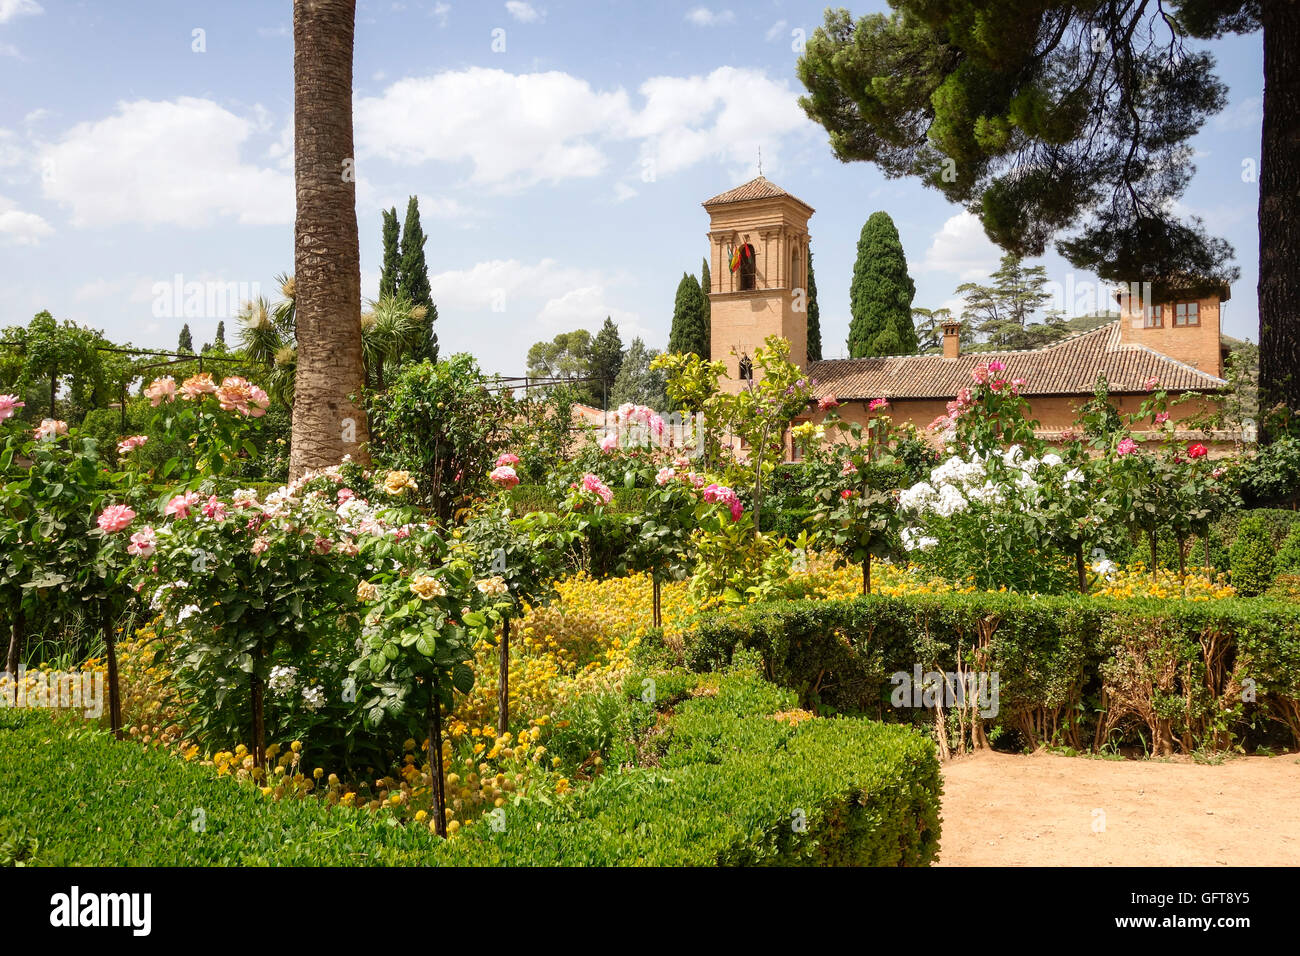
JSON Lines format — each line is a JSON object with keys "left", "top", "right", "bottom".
{"left": 942, "top": 321, "right": 962, "bottom": 359}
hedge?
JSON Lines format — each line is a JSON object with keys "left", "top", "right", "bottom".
{"left": 440, "top": 665, "right": 941, "bottom": 866}
{"left": 0, "top": 709, "right": 445, "bottom": 866}
{"left": 0, "top": 667, "right": 941, "bottom": 867}
{"left": 665, "top": 593, "right": 1300, "bottom": 756}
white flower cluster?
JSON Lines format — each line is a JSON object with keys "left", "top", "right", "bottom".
{"left": 268, "top": 665, "right": 298, "bottom": 696}
{"left": 901, "top": 446, "right": 1079, "bottom": 520}
{"left": 900, "top": 527, "right": 939, "bottom": 552}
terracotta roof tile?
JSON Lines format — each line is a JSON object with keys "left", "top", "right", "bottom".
{"left": 808, "top": 322, "right": 1226, "bottom": 400}
{"left": 702, "top": 176, "right": 813, "bottom": 212}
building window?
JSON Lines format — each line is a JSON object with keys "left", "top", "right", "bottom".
{"left": 738, "top": 354, "right": 753, "bottom": 381}
{"left": 738, "top": 243, "right": 757, "bottom": 291}
{"left": 1144, "top": 304, "right": 1163, "bottom": 328}
{"left": 1174, "top": 301, "right": 1200, "bottom": 327}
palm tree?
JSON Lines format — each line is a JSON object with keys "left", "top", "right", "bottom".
{"left": 236, "top": 279, "right": 297, "bottom": 407}
{"left": 361, "top": 293, "right": 428, "bottom": 391}
{"left": 289, "top": 0, "right": 370, "bottom": 477}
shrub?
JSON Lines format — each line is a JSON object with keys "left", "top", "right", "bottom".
{"left": 1274, "top": 525, "right": 1300, "bottom": 575}
{"left": 0, "top": 709, "right": 444, "bottom": 866}
{"left": 672, "top": 592, "right": 1300, "bottom": 755}
{"left": 441, "top": 667, "right": 941, "bottom": 866}
{"left": 1229, "top": 515, "right": 1275, "bottom": 596}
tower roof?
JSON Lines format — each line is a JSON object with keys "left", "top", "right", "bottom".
{"left": 702, "top": 176, "right": 814, "bottom": 213}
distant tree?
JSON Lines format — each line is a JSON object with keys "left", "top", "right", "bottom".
{"left": 610, "top": 337, "right": 668, "bottom": 412}
{"left": 588, "top": 317, "right": 624, "bottom": 408}
{"left": 911, "top": 307, "right": 954, "bottom": 354}
{"left": 806, "top": 248, "right": 822, "bottom": 361}
{"left": 526, "top": 330, "right": 595, "bottom": 398}
{"left": 379, "top": 206, "right": 401, "bottom": 299}
{"left": 398, "top": 196, "right": 438, "bottom": 362}
{"left": 361, "top": 294, "right": 429, "bottom": 392}
{"left": 214, "top": 320, "right": 226, "bottom": 349}
{"left": 177, "top": 324, "right": 194, "bottom": 354}
{"left": 667, "top": 272, "right": 708, "bottom": 358}
{"left": 847, "top": 211, "right": 917, "bottom": 357}
{"left": 956, "top": 253, "right": 1065, "bottom": 349}
{"left": 699, "top": 257, "right": 712, "bottom": 359}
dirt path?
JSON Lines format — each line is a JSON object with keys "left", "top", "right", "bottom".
{"left": 937, "top": 750, "right": 1300, "bottom": 866}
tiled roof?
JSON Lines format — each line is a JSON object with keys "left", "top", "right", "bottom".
{"left": 808, "top": 322, "right": 1226, "bottom": 400}
{"left": 702, "top": 176, "right": 813, "bottom": 212}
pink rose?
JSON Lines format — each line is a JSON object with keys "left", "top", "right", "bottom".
{"left": 144, "top": 377, "right": 177, "bottom": 406}
{"left": 251, "top": 537, "right": 269, "bottom": 555}
{"left": 868, "top": 398, "right": 890, "bottom": 412}
{"left": 127, "top": 526, "right": 157, "bottom": 557}
{"left": 337, "top": 488, "right": 355, "bottom": 503}
{"left": 598, "top": 432, "right": 618, "bottom": 453}
{"left": 117, "top": 435, "right": 148, "bottom": 455}
{"left": 840, "top": 461, "right": 858, "bottom": 476}
{"left": 972, "top": 364, "right": 990, "bottom": 385}
{"left": 179, "top": 373, "right": 218, "bottom": 401}
{"left": 1116, "top": 438, "right": 1138, "bottom": 456}
{"left": 988, "top": 360, "right": 1006, "bottom": 373}
{"left": 1154, "top": 412, "right": 1170, "bottom": 425}
{"left": 314, "top": 536, "right": 333, "bottom": 554}
{"left": 96, "top": 504, "right": 136, "bottom": 534}
{"left": 817, "top": 394, "right": 840, "bottom": 411}
{"left": 489, "top": 465, "right": 520, "bottom": 488}
{"left": 34, "top": 419, "right": 68, "bottom": 441}
{"left": 1143, "top": 376, "right": 1159, "bottom": 392}
{"left": 655, "top": 467, "right": 675, "bottom": 486}
{"left": 581, "top": 472, "right": 613, "bottom": 504}
{"left": 728, "top": 499, "right": 744, "bottom": 522}
{"left": 165, "top": 491, "right": 201, "bottom": 519}
{"left": 0, "top": 394, "right": 24, "bottom": 422}
{"left": 495, "top": 453, "right": 520, "bottom": 468}
{"left": 202, "top": 496, "right": 227, "bottom": 521}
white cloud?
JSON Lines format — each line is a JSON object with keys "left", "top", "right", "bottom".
{"left": 356, "top": 66, "right": 815, "bottom": 193}
{"left": 39, "top": 97, "right": 293, "bottom": 228}
{"left": 917, "top": 212, "right": 1002, "bottom": 281}
{"left": 356, "top": 69, "right": 629, "bottom": 190}
{"left": 0, "top": 194, "right": 52, "bottom": 244}
{"left": 431, "top": 2, "right": 451, "bottom": 27}
{"left": 764, "top": 20, "right": 788, "bottom": 41}
{"left": 627, "top": 66, "right": 815, "bottom": 177}
{"left": 685, "top": 7, "right": 734, "bottom": 26}
{"left": 535, "top": 285, "right": 644, "bottom": 338}
{"left": 0, "top": 0, "right": 41, "bottom": 24}
{"left": 505, "top": 1, "right": 543, "bottom": 23}
{"left": 612, "top": 182, "right": 637, "bottom": 203}
{"left": 428, "top": 258, "right": 606, "bottom": 312}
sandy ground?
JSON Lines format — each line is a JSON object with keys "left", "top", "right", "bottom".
{"left": 937, "top": 750, "right": 1300, "bottom": 866}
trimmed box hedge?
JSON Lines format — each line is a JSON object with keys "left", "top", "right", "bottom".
{"left": 0, "top": 667, "right": 941, "bottom": 867}
{"left": 440, "top": 666, "right": 941, "bottom": 866}
{"left": 664, "top": 593, "right": 1300, "bottom": 755}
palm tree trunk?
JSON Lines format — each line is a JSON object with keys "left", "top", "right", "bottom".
{"left": 290, "top": 0, "right": 370, "bottom": 477}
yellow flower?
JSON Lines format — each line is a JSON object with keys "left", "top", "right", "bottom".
{"left": 356, "top": 580, "right": 379, "bottom": 602}
{"left": 409, "top": 572, "right": 447, "bottom": 600}
{"left": 384, "top": 470, "right": 418, "bottom": 496}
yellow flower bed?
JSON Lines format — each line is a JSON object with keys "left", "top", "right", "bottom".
{"left": 1091, "top": 564, "right": 1236, "bottom": 601}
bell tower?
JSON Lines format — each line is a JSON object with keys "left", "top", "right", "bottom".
{"left": 702, "top": 176, "right": 814, "bottom": 393}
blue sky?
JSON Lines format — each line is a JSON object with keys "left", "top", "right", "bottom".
{"left": 0, "top": 0, "right": 1266, "bottom": 374}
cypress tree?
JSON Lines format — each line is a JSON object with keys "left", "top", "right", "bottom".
{"left": 398, "top": 196, "right": 438, "bottom": 362}
{"left": 214, "top": 320, "right": 226, "bottom": 350}
{"left": 847, "top": 211, "right": 917, "bottom": 358}
{"left": 806, "top": 248, "right": 822, "bottom": 361}
{"left": 379, "top": 207, "right": 401, "bottom": 299}
{"left": 667, "top": 273, "right": 707, "bottom": 358}
{"left": 177, "top": 323, "right": 193, "bottom": 353}
{"left": 589, "top": 316, "right": 624, "bottom": 408}
{"left": 700, "top": 256, "right": 712, "bottom": 359}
